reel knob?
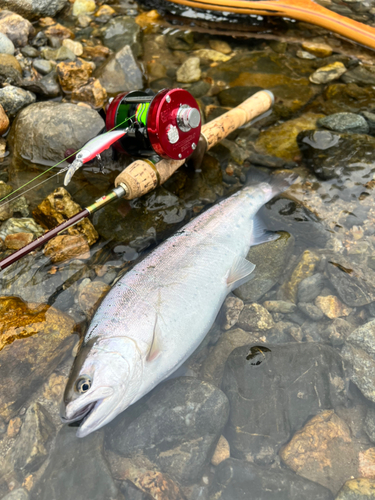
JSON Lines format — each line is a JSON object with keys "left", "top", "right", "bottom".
{"left": 177, "top": 105, "right": 201, "bottom": 132}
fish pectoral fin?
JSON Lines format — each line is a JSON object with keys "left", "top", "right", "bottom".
{"left": 252, "top": 215, "right": 279, "bottom": 246}
{"left": 146, "top": 316, "right": 162, "bottom": 362}
{"left": 227, "top": 256, "right": 255, "bottom": 290}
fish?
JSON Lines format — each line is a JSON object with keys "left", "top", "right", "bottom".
{"left": 61, "top": 171, "right": 296, "bottom": 437}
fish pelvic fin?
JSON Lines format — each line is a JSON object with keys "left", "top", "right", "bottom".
{"left": 146, "top": 315, "right": 162, "bottom": 362}
{"left": 227, "top": 256, "right": 255, "bottom": 291}
{"left": 252, "top": 215, "right": 279, "bottom": 246}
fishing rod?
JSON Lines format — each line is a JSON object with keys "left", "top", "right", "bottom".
{"left": 0, "top": 88, "right": 274, "bottom": 271}
{"left": 165, "top": 0, "right": 375, "bottom": 51}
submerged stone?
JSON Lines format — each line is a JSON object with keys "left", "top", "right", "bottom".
{"left": 0, "top": 10, "right": 33, "bottom": 47}
{"left": 0, "top": 85, "right": 36, "bottom": 118}
{"left": 96, "top": 44, "right": 143, "bottom": 93}
{"left": 318, "top": 112, "right": 369, "bottom": 134}
{"left": 100, "top": 16, "right": 140, "bottom": 52}
{"left": 336, "top": 478, "right": 375, "bottom": 500}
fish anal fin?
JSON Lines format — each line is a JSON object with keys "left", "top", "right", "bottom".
{"left": 227, "top": 256, "right": 255, "bottom": 290}
{"left": 252, "top": 215, "right": 279, "bottom": 246}
{"left": 146, "top": 316, "right": 162, "bottom": 362}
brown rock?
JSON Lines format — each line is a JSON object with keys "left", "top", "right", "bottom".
{"left": 39, "top": 17, "right": 55, "bottom": 27}
{"left": 42, "top": 373, "right": 68, "bottom": 402}
{"left": 7, "top": 417, "right": 22, "bottom": 438}
{"left": 135, "top": 9, "right": 162, "bottom": 29}
{"left": 44, "top": 234, "right": 90, "bottom": 263}
{"left": 82, "top": 44, "right": 112, "bottom": 62}
{"left": 315, "top": 295, "right": 352, "bottom": 319}
{"left": 33, "top": 187, "right": 98, "bottom": 245}
{"left": 211, "top": 435, "right": 230, "bottom": 466}
{"left": 0, "top": 10, "right": 34, "bottom": 47}
{"left": 0, "top": 104, "right": 9, "bottom": 134}
{"left": 4, "top": 232, "right": 33, "bottom": 250}
{"left": 0, "top": 54, "right": 22, "bottom": 85}
{"left": 237, "top": 303, "right": 274, "bottom": 332}
{"left": 222, "top": 296, "right": 244, "bottom": 330}
{"left": 78, "top": 280, "right": 110, "bottom": 318}
{"left": 95, "top": 4, "right": 115, "bottom": 16}
{"left": 44, "top": 23, "right": 74, "bottom": 40}
{"left": 302, "top": 41, "right": 333, "bottom": 57}
{"left": 71, "top": 78, "right": 107, "bottom": 108}
{"left": 336, "top": 478, "right": 375, "bottom": 499}
{"left": 209, "top": 39, "right": 232, "bottom": 55}
{"left": 280, "top": 250, "right": 320, "bottom": 303}
{"left": 280, "top": 410, "right": 358, "bottom": 494}
{"left": 359, "top": 448, "right": 375, "bottom": 479}
{"left": 0, "top": 296, "right": 76, "bottom": 420}
{"left": 56, "top": 59, "right": 93, "bottom": 92}
{"left": 128, "top": 470, "right": 185, "bottom": 500}
{"left": 62, "top": 39, "right": 83, "bottom": 56}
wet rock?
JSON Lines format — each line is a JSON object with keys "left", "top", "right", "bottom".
{"left": 245, "top": 150, "right": 292, "bottom": 169}
{"left": 30, "top": 425, "right": 119, "bottom": 500}
{"left": 121, "top": 469, "right": 184, "bottom": 500}
{"left": 194, "top": 49, "right": 230, "bottom": 63}
{"left": 365, "top": 408, "right": 375, "bottom": 443}
{"left": 209, "top": 39, "right": 231, "bottom": 54}
{"left": 342, "top": 65, "right": 375, "bottom": 86}
{"left": 315, "top": 295, "right": 352, "bottom": 318}
{"left": 97, "top": 44, "right": 143, "bottom": 93}
{"left": 280, "top": 250, "right": 320, "bottom": 303}
{"left": 0, "top": 85, "right": 35, "bottom": 118}
{"left": 209, "top": 458, "right": 334, "bottom": 500}
{"left": 263, "top": 300, "right": 296, "bottom": 314}
{"left": 336, "top": 478, "right": 375, "bottom": 500}
{"left": 9, "top": 403, "right": 55, "bottom": 473}
{"left": 44, "top": 22, "right": 73, "bottom": 41}
{"left": 2, "top": 489, "right": 29, "bottom": 500}
{"left": 297, "top": 273, "right": 326, "bottom": 302}
{"left": 176, "top": 57, "right": 201, "bottom": 84}
{"left": 310, "top": 61, "right": 347, "bottom": 84}
{"left": 62, "top": 39, "right": 83, "bottom": 56}
{"left": 200, "top": 328, "right": 258, "bottom": 386}
{"left": 7, "top": 417, "right": 22, "bottom": 438}
{"left": 0, "top": 11, "right": 33, "bottom": 47}
{"left": 302, "top": 41, "right": 333, "bottom": 57}
{"left": 21, "top": 45, "right": 38, "bottom": 57}
{"left": 237, "top": 303, "right": 274, "bottom": 332}
{"left": 44, "top": 234, "right": 90, "bottom": 264}
{"left": 166, "top": 30, "right": 194, "bottom": 51}
{"left": 78, "top": 280, "right": 110, "bottom": 318}
{"left": 72, "top": 0, "right": 96, "bottom": 16}
{"left": 256, "top": 112, "right": 322, "bottom": 160}
{"left": 56, "top": 59, "right": 93, "bottom": 92}
{"left": 0, "top": 54, "right": 22, "bottom": 85}
{"left": 0, "top": 103, "right": 9, "bottom": 134}
{"left": 359, "top": 448, "right": 375, "bottom": 479}
{"left": 0, "top": 218, "right": 44, "bottom": 240}
{"left": 297, "top": 49, "right": 316, "bottom": 60}
{"left": 234, "top": 232, "right": 294, "bottom": 302}
{"left": 326, "top": 257, "right": 375, "bottom": 306}
{"left": 221, "top": 296, "right": 243, "bottom": 330}
{"left": 95, "top": 4, "right": 116, "bottom": 17}
{"left": 106, "top": 377, "right": 229, "bottom": 485}
{"left": 21, "top": 69, "right": 61, "bottom": 98}
{"left": 33, "top": 187, "right": 98, "bottom": 246}
{"left": 100, "top": 16, "right": 140, "bottom": 53}
{"left": 3, "top": 0, "right": 68, "bottom": 19}
{"left": 32, "top": 58, "right": 53, "bottom": 75}
{"left": 188, "top": 80, "right": 210, "bottom": 98}
{"left": 82, "top": 44, "right": 111, "bottom": 63}
{"left": 0, "top": 33, "right": 15, "bottom": 55}
{"left": 8, "top": 101, "right": 104, "bottom": 166}
{"left": 310, "top": 83, "right": 375, "bottom": 116}
{"left": 218, "top": 86, "right": 263, "bottom": 108}
{"left": 222, "top": 344, "right": 347, "bottom": 465}
{"left": 71, "top": 78, "right": 107, "bottom": 108}
{"left": 298, "top": 301, "right": 324, "bottom": 321}
{"left": 41, "top": 45, "right": 76, "bottom": 61}
{"left": 361, "top": 111, "right": 375, "bottom": 134}
{"left": 0, "top": 296, "right": 76, "bottom": 420}
{"left": 211, "top": 435, "right": 230, "bottom": 466}
{"left": 280, "top": 410, "right": 358, "bottom": 494}
{"left": 4, "top": 232, "right": 33, "bottom": 250}
{"left": 318, "top": 113, "right": 369, "bottom": 134}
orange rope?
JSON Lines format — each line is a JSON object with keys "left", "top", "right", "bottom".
{"left": 166, "top": 0, "right": 375, "bottom": 50}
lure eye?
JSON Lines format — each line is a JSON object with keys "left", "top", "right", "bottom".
{"left": 76, "top": 376, "right": 92, "bottom": 394}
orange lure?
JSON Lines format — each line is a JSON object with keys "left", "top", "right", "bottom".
{"left": 165, "top": 0, "right": 375, "bottom": 50}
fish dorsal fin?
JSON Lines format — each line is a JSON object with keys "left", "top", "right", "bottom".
{"left": 227, "top": 256, "right": 255, "bottom": 290}
{"left": 147, "top": 315, "right": 162, "bottom": 362}
{"left": 252, "top": 215, "right": 279, "bottom": 246}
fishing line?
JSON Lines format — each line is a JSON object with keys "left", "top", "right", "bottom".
{"left": 0, "top": 113, "right": 137, "bottom": 208}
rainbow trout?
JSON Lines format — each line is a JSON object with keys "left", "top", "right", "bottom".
{"left": 61, "top": 172, "right": 296, "bottom": 437}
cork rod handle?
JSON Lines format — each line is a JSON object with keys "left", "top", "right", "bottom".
{"left": 115, "top": 90, "right": 274, "bottom": 199}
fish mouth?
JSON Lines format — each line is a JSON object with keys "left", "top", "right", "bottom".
{"left": 60, "top": 402, "right": 95, "bottom": 424}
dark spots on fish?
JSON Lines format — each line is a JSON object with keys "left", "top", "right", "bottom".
{"left": 246, "top": 346, "right": 271, "bottom": 365}
{"left": 76, "top": 376, "right": 92, "bottom": 394}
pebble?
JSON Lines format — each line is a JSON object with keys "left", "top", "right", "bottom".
{"left": 44, "top": 235, "right": 90, "bottom": 264}
{"left": 211, "top": 435, "right": 230, "bottom": 466}
{"left": 263, "top": 300, "right": 296, "bottom": 314}
{"left": 95, "top": 4, "right": 116, "bottom": 17}
{"left": 296, "top": 49, "right": 316, "bottom": 59}
{"left": 302, "top": 41, "right": 333, "bottom": 57}
{"left": 0, "top": 85, "right": 36, "bottom": 118}
{"left": 176, "top": 57, "right": 201, "bottom": 83}
{"left": 20, "top": 45, "right": 38, "bottom": 58}
{"left": 315, "top": 295, "right": 352, "bottom": 319}
{"left": 97, "top": 44, "right": 143, "bottom": 93}
{"left": 280, "top": 250, "right": 320, "bottom": 303}
{"left": 0, "top": 10, "right": 34, "bottom": 48}
{"left": 359, "top": 448, "right": 375, "bottom": 479}
{"left": 309, "top": 61, "right": 347, "bottom": 84}
{"left": 7, "top": 417, "right": 22, "bottom": 438}
{"left": 44, "top": 23, "right": 74, "bottom": 40}
{"left": 336, "top": 478, "right": 375, "bottom": 499}
{"left": 71, "top": 78, "right": 107, "bottom": 108}
{"left": 0, "top": 32, "right": 15, "bottom": 55}
{"left": 0, "top": 54, "right": 22, "bottom": 85}
{"left": 72, "top": 0, "right": 96, "bottom": 16}
{"left": 194, "top": 49, "right": 230, "bottom": 62}
{"left": 318, "top": 112, "right": 369, "bottom": 134}
{"left": 1, "top": 489, "right": 29, "bottom": 500}
{"left": 56, "top": 59, "right": 93, "bottom": 92}
{"left": 298, "top": 301, "right": 324, "bottom": 321}
{"left": 78, "top": 280, "right": 110, "bottom": 318}
{"left": 221, "top": 296, "right": 244, "bottom": 330}
{"left": 100, "top": 16, "right": 140, "bottom": 52}
{"left": 41, "top": 46, "right": 76, "bottom": 61}
{"left": 297, "top": 273, "right": 326, "bottom": 303}
{"left": 0, "top": 103, "right": 9, "bottom": 134}
{"left": 0, "top": 218, "right": 44, "bottom": 241}
{"left": 5, "top": 232, "right": 34, "bottom": 250}
{"left": 342, "top": 65, "right": 375, "bottom": 86}
{"left": 62, "top": 38, "right": 83, "bottom": 56}
{"left": 32, "top": 58, "right": 53, "bottom": 75}
{"left": 237, "top": 303, "right": 274, "bottom": 332}
{"left": 77, "top": 14, "right": 92, "bottom": 28}
{"left": 209, "top": 39, "right": 232, "bottom": 54}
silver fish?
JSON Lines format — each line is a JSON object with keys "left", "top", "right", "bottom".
{"left": 61, "top": 172, "right": 296, "bottom": 437}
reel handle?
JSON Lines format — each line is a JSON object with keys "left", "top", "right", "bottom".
{"left": 115, "top": 90, "right": 274, "bottom": 199}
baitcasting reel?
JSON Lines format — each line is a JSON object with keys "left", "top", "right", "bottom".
{"left": 64, "top": 88, "right": 201, "bottom": 186}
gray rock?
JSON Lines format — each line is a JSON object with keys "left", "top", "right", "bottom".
{"left": 0, "top": 85, "right": 35, "bottom": 118}
{"left": 32, "top": 58, "right": 53, "bottom": 75}
{"left": 0, "top": 10, "right": 33, "bottom": 47}
{"left": 1, "top": 489, "right": 29, "bottom": 500}
{"left": 321, "top": 318, "right": 354, "bottom": 346}
{"left": 309, "top": 62, "right": 346, "bottom": 84}
{"left": 166, "top": 30, "right": 194, "bottom": 51}
{"left": 364, "top": 407, "right": 375, "bottom": 443}
{"left": 30, "top": 426, "right": 119, "bottom": 500}
{"left": 221, "top": 343, "right": 347, "bottom": 465}
{"left": 318, "top": 112, "right": 369, "bottom": 134}
{"left": 298, "top": 273, "right": 326, "bottom": 302}
{"left": 209, "top": 458, "right": 334, "bottom": 500}
{"left": 342, "top": 65, "right": 375, "bottom": 85}
{"left": 237, "top": 303, "right": 274, "bottom": 332}
{"left": 176, "top": 57, "right": 201, "bottom": 83}
{"left": 0, "top": 32, "right": 15, "bottom": 55}
{"left": 263, "top": 300, "right": 296, "bottom": 314}
{"left": 41, "top": 45, "right": 76, "bottom": 61}
{"left": 188, "top": 80, "right": 211, "bottom": 98}
{"left": 106, "top": 377, "right": 229, "bottom": 485}
{"left": 0, "top": 0, "right": 68, "bottom": 20}
{"left": 100, "top": 16, "right": 140, "bottom": 53}
{"left": 0, "top": 54, "right": 22, "bottom": 85}
{"left": 21, "top": 69, "right": 61, "bottom": 97}
{"left": 97, "top": 44, "right": 143, "bottom": 94}
{"left": 21, "top": 45, "right": 38, "bottom": 57}
{"left": 298, "top": 302, "right": 324, "bottom": 321}
{"left": 221, "top": 295, "right": 244, "bottom": 330}
{"left": 8, "top": 101, "right": 104, "bottom": 167}
{"left": 234, "top": 232, "right": 294, "bottom": 302}
{"left": 0, "top": 217, "right": 44, "bottom": 240}
{"left": 361, "top": 110, "right": 375, "bottom": 134}
{"left": 10, "top": 403, "right": 55, "bottom": 473}
{"left": 30, "top": 31, "right": 47, "bottom": 47}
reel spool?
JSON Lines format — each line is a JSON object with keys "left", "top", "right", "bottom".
{"left": 105, "top": 88, "right": 201, "bottom": 160}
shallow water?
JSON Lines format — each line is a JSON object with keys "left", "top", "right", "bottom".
{"left": 1, "top": 0, "right": 375, "bottom": 499}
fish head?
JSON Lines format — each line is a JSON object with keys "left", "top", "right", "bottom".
{"left": 61, "top": 336, "right": 143, "bottom": 438}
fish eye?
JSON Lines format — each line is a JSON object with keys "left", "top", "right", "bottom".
{"left": 75, "top": 376, "right": 92, "bottom": 394}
